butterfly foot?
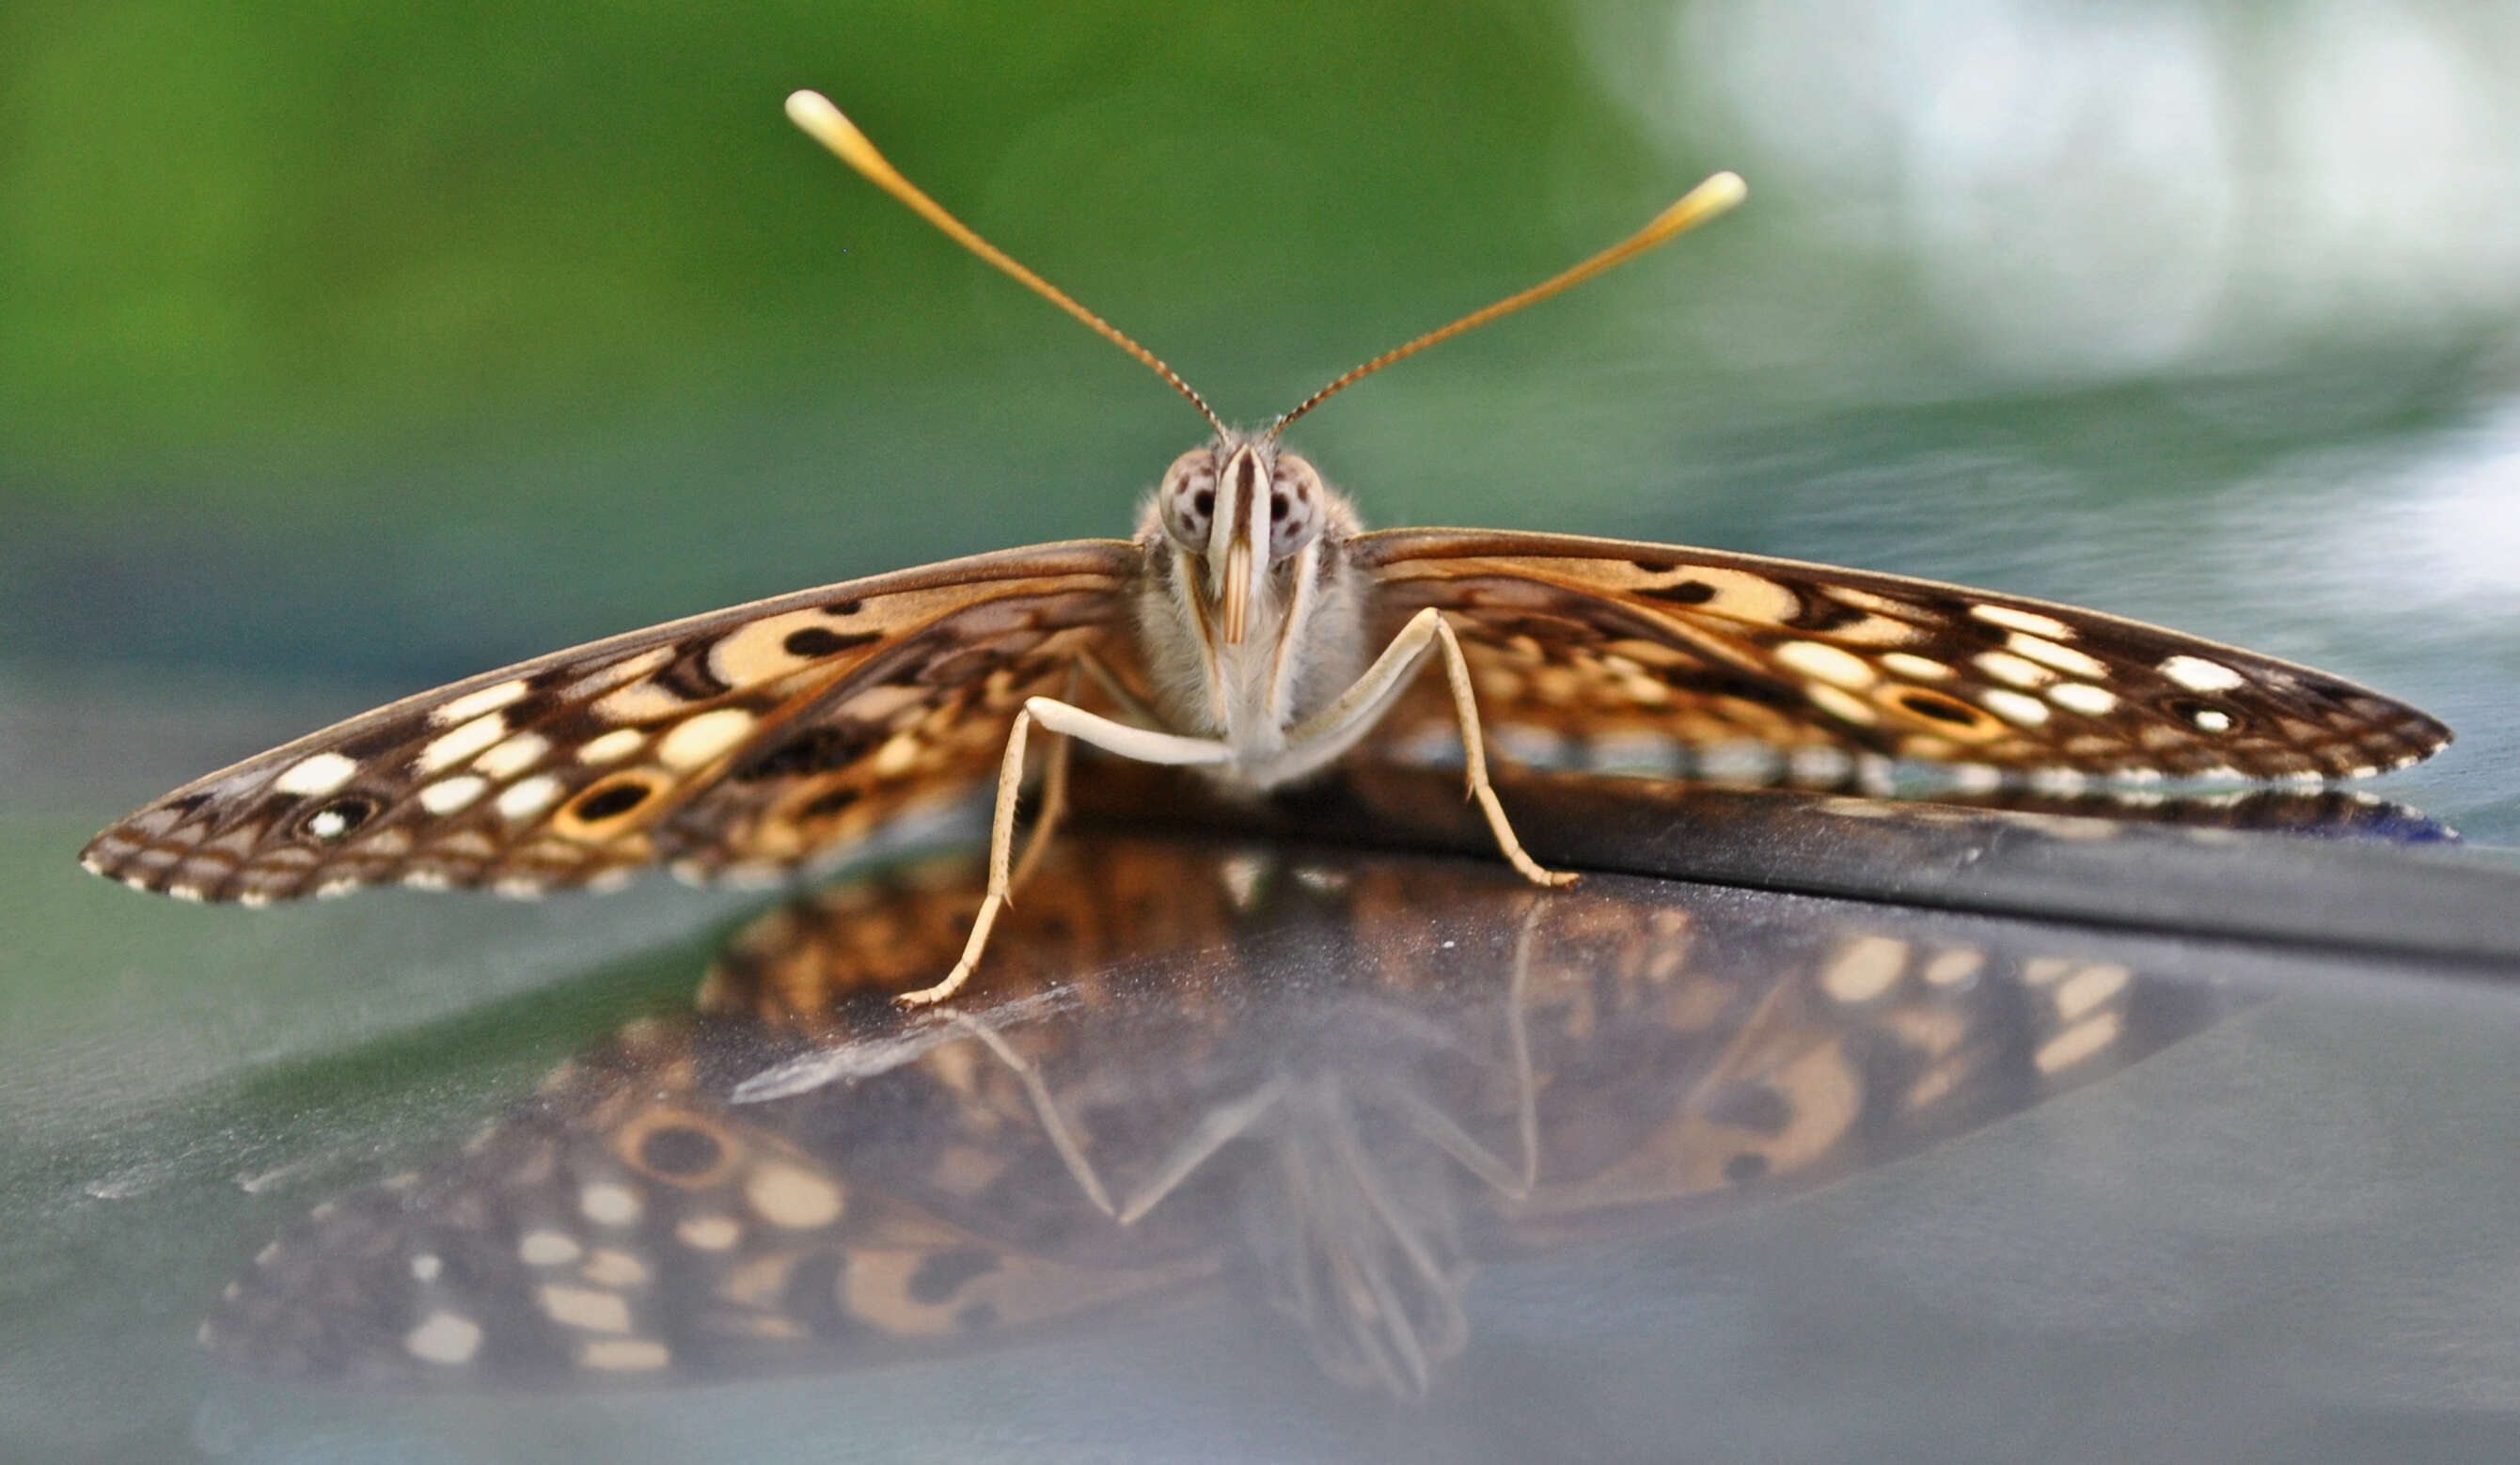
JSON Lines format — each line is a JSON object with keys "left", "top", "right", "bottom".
{"left": 894, "top": 964, "right": 973, "bottom": 1009}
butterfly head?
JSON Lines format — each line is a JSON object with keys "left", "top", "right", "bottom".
{"left": 1155, "top": 434, "right": 1333, "bottom": 644}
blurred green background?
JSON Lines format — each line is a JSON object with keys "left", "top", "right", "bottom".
{"left": 8, "top": 0, "right": 2514, "bottom": 695}
{"left": 5, "top": 0, "right": 2520, "bottom": 1457}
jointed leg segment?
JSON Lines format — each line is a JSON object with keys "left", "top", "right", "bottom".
{"left": 893, "top": 694, "right": 1236, "bottom": 1008}
{"left": 898, "top": 609, "right": 1571, "bottom": 1007}
{"left": 1263, "top": 608, "right": 1576, "bottom": 888}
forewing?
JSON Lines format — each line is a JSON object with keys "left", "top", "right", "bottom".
{"left": 82, "top": 542, "right": 1141, "bottom": 903}
{"left": 1359, "top": 529, "right": 2449, "bottom": 780}
{"left": 1500, "top": 888, "right": 2229, "bottom": 1245}
{"left": 205, "top": 1011, "right": 1220, "bottom": 1387}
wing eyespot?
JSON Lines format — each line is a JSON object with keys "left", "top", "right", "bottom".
{"left": 573, "top": 780, "right": 653, "bottom": 822}
{"left": 553, "top": 772, "right": 671, "bottom": 838}
{"left": 2171, "top": 699, "right": 2239, "bottom": 734}
{"left": 615, "top": 1109, "right": 739, "bottom": 1188}
{"left": 300, "top": 796, "right": 378, "bottom": 842}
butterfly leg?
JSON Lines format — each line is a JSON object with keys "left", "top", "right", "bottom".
{"left": 895, "top": 700, "right": 1234, "bottom": 1009}
{"left": 1114, "top": 1074, "right": 1294, "bottom": 1225}
{"left": 1005, "top": 669, "right": 1082, "bottom": 895}
{"left": 1263, "top": 608, "right": 1577, "bottom": 889}
{"left": 946, "top": 1010, "right": 1117, "bottom": 1218}
{"left": 1372, "top": 898, "right": 1542, "bottom": 1200}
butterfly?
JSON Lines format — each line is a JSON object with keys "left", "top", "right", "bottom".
{"left": 82, "top": 90, "right": 2451, "bottom": 1006}
{"left": 201, "top": 831, "right": 2235, "bottom": 1395}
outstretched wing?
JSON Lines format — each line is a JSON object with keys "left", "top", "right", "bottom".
{"left": 1358, "top": 529, "right": 2449, "bottom": 781}
{"left": 81, "top": 542, "right": 1142, "bottom": 904}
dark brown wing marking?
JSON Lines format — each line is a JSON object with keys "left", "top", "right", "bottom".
{"left": 81, "top": 542, "right": 1142, "bottom": 903}
{"left": 1358, "top": 528, "right": 2449, "bottom": 781}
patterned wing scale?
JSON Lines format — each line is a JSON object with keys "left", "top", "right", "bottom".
{"left": 79, "top": 542, "right": 1140, "bottom": 904}
{"left": 1358, "top": 529, "right": 2451, "bottom": 782}
{"left": 202, "top": 835, "right": 2230, "bottom": 1393}
{"left": 206, "top": 1014, "right": 1220, "bottom": 1386}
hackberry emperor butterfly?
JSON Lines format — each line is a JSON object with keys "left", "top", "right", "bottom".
{"left": 83, "top": 91, "right": 2450, "bottom": 1006}
{"left": 203, "top": 832, "right": 2232, "bottom": 1395}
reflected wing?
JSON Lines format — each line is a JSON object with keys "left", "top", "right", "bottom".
{"left": 200, "top": 835, "right": 2236, "bottom": 1393}
{"left": 1358, "top": 528, "right": 2449, "bottom": 780}
{"left": 204, "top": 1012, "right": 1220, "bottom": 1386}
{"left": 80, "top": 542, "right": 1141, "bottom": 902}
{"left": 1500, "top": 893, "right": 2216, "bottom": 1246}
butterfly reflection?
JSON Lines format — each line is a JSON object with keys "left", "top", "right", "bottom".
{"left": 206, "top": 832, "right": 2230, "bottom": 1396}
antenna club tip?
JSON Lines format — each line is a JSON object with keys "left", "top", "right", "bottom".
{"left": 783, "top": 89, "right": 838, "bottom": 128}
{"left": 784, "top": 89, "right": 886, "bottom": 173}
{"left": 1639, "top": 169, "right": 1749, "bottom": 242}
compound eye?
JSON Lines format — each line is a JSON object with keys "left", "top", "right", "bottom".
{"left": 1267, "top": 454, "right": 1327, "bottom": 559}
{"left": 1158, "top": 449, "right": 1219, "bottom": 551}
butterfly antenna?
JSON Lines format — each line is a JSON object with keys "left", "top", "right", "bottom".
{"left": 786, "top": 91, "right": 1226, "bottom": 437}
{"left": 1268, "top": 171, "right": 1747, "bottom": 438}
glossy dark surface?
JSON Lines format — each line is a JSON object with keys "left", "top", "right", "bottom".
{"left": 6, "top": 0, "right": 2519, "bottom": 1457}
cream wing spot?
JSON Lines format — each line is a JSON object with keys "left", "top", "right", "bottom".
{"left": 519, "top": 1230, "right": 583, "bottom": 1267}
{"left": 495, "top": 776, "right": 563, "bottom": 822}
{"left": 1804, "top": 684, "right": 1878, "bottom": 726}
{"left": 418, "top": 714, "right": 508, "bottom": 775}
{"left": 474, "top": 732, "right": 550, "bottom": 780}
{"left": 577, "top": 729, "right": 646, "bottom": 765}
{"left": 1981, "top": 688, "right": 2052, "bottom": 726}
{"left": 2055, "top": 962, "right": 2132, "bottom": 1019}
{"left": 2190, "top": 706, "right": 2235, "bottom": 733}
{"left": 1824, "top": 614, "right": 1924, "bottom": 648}
{"left": 1922, "top": 949, "right": 1985, "bottom": 986}
{"left": 1973, "top": 651, "right": 2053, "bottom": 689}
{"left": 2160, "top": 654, "right": 2244, "bottom": 692}
{"left": 2008, "top": 633, "right": 2108, "bottom": 678}
{"left": 579, "top": 1182, "right": 642, "bottom": 1226}
{"left": 2036, "top": 1013, "right": 2123, "bottom": 1074}
{"left": 594, "top": 679, "right": 699, "bottom": 725}
{"left": 656, "top": 708, "right": 758, "bottom": 770}
{"left": 1970, "top": 604, "right": 2073, "bottom": 638}
{"left": 539, "top": 1284, "right": 633, "bottom": 1332}
{"left": 1822, "top": 937, "right": 1907, "bottom": 1003}
{"left": 1773, "top": 639, "right": 1877, "bottom": 690}
{"left": 403, "top": 1310, "right": 484, "bottom": 1365}
{"left": 417, "top": 776, "right": 489, "bottom": 815}
{"left": 2048, "top": 683, "right": 2120, "bottom": 717}
{"left": 274, "top": 752, "right": 360, "bottom": 796}
{"left": 433, "top": 680, "right": 529, "bottom": 727}
{"left": 744, "top": 1162, "right": 845, "bottom": 1229}
{"left": 1880, "top": 653, "right": 1955, "bottom": 682}
{"left": 676, "top": 1215, "right": 742, "bottom": 1252}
